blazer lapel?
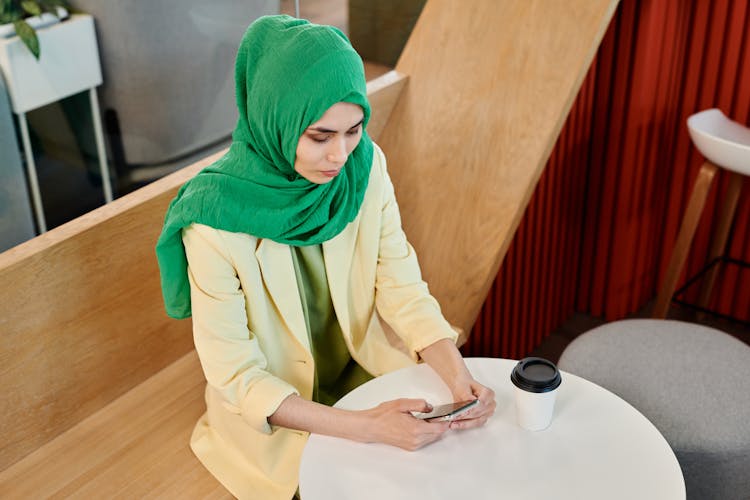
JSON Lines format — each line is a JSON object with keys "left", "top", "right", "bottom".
{"left": 323, "top": 218, "right": 360, "bottom": 339}
{"left": 255, "top": 238, "right": 310, "bottom": 352}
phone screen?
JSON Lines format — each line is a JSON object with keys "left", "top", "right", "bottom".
{"left": 414, "top": 399, "right": 478, "bottom": 422}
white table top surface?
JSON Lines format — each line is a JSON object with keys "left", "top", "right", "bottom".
{"left": 299, "top": 357, "right": 685, "bottom": 500}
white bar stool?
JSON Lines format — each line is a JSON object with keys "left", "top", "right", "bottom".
{"left": 653, "top": 108, "right": 749, "bottom": 318}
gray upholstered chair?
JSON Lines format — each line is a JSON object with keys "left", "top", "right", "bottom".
{"left": 558, "top": 319, "right": 750, "bottom": 500}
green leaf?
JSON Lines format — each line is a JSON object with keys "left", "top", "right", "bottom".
{"left": 0, "top": 0, "right": 13, "bottom": 15}
{"left": 0, "top": 0, "right": 21, "bottom": 22}
{"left": 20, "top": 1, "right": 41, "bottom": 17}
{"left": 13, "top": 19, "right": 40, "bottom": 59}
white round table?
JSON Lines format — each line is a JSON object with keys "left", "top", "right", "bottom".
{"left": 299, "top": 358, "right": 685, "bottom": 500}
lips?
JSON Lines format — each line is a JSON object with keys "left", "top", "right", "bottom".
{"left": 321, "top": 169, "right": 341, "bottom": 178}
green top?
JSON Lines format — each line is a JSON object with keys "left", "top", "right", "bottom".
{"left": 155, "top": 15, "right": 374, "bottom": 319}
{"left": 290, "top": 245, "right": 373, "bottom": 405}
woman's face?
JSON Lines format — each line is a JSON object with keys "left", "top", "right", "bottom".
{"left": 294, "top": 102, "right": 364, "bottom": 184}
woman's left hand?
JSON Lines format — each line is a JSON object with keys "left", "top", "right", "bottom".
{"left": 447, "top": 378, "right": 496, "bottom": 430}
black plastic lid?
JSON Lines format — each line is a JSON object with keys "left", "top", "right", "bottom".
{"left": 510, "top": 357, "right": 562, "bottom": 393}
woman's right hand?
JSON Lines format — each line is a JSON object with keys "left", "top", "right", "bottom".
{"left": 358, "top": 399, "right": 450, "bottom": 451}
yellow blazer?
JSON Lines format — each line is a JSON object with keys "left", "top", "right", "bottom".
{"left": 183, "top": 143, "right": 457, "bottom": 499}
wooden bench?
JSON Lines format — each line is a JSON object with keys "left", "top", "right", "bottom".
{"left": 0, "top": 151, "right": 226, "bottom": 497}
{"left": 0, "top": 1, "right": 616, "bottom": 496}
{"left": 0, "top": 64, "right": 406, "bottom": 498}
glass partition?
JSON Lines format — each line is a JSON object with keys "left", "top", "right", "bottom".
{"left": 0, "top": 0, "right": 423, "bottom": 250}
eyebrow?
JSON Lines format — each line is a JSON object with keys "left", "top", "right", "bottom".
{"left": 307, "top": 117, "right": 364, "bottom": 134}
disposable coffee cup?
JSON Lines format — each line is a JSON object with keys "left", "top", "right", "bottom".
{"left": 510, "top": 357, "right": 562, "bottom": 431}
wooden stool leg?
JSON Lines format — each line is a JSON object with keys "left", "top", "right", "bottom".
{"left": 696, "top": 172, "right": 745, "bottom": 310}
{"left": 653, "top": 162, "right": 718, "bottom": 318}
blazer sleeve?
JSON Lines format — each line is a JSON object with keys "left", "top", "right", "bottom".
{"left": 183, "top": 223, "right": 299, "bottom": 435}
{"left": 372, "top": 146, "right": 458, "bottom": 358}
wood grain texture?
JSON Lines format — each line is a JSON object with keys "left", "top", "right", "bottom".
{"left": 363, "top": 60, "right": 393, "bottom": 81}
{"left": 652, "top": 162, "right": 718, "bottom": 318}
{"left": 696, "top": 171, "right": 745, "bottom": 310}
{"left": 0, "top": 70, "right": 408, "bottom": 472}
{"left": 378, "top": 0, "right": 619, "bottom": 333}
{"left": 0, "top": 351, "right": 231, "bottom": 499}
{"left": 365, "top": 69, "right": 408, "bottom": 141}
{"left": 0, "top": 151, "right": 223, "bottom": 471}
{"left": 349, "top": 0, "right": 426, "bottom": 67}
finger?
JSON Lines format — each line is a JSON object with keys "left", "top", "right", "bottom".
{"left": 421, "top": 420, "right": 450, "bottom": 434}
{"left": 396, "top": 398, "right": 433, "bottom": 413}
{"left": 403, "top": 423, "right": 447, "bottom": 451}
{"left": 449, "top": 416, "right": 488, "bottom": 430}
{"left": 407, "top": 432, "right": 443, "bottom": 451}
{"left": 481, "top": 388, "right": 496, "bottom": 402}
{"left": 468, "top": 391, "right": 496, "bottom": 416}
{"left": 455, "top": 399, "right": 487, "bottom": 419}
{"left": 464, "top": 400, "right": 496, "bottom": 420}
{"left": 471, "top": 383, "right": 496, "bottom": 401}
{"left": 423, "top": 430, "right": 447, "bottom": 446}
{"left": 419, "top": 425, "right": 450, "bottom": 447}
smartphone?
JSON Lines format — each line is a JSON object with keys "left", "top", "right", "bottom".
{"left": 414, "top": 399, "right": 479, "bottom": 422}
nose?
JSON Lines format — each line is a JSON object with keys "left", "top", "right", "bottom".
{"left": 326, "top": 137, "right": 348, "bottom": 164}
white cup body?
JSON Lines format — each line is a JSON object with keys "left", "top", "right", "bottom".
{"left": 514, "top": 386, "right": 557, "bottom": 431}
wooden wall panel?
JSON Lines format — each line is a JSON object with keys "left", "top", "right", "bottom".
{"left": 0, "top": 159, "right": 208, "bottom": 470}
{"left": 380, "top": 0, "right": 618, "bottom": 335}
{"left": 465, "top": 70, "right": 598, "bottom": 360}
{"left": 466, "top": 0, "right": 750, "bottom": 358}
{"left": 0, "top": 72, "right": 417, "bottom": 471}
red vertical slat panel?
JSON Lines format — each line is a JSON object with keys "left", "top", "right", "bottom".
{"left": 466, "top": 0, "right": 750, "bottom": 359}
{"left": 545, "top": 145, "right": 559, "bottom": 346}
{"left": 576, "top": 18, "right": 616, "bottom": 315}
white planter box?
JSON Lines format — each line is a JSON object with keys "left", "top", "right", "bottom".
{"left": 0, "top": 7, "right": 69, "bottom": 38}
{"left": 0, "top": 14, "right": 102, "bottom": 113}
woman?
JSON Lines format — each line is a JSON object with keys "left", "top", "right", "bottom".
{"left": 156, "top": 15, "right": 495, "bottom": 500}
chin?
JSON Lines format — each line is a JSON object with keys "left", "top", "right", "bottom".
{"left": 301, "top": 173, "right": 334, "bottom": 185}
{"left": 316, "top": 176, "right": 336, "bottom": 185}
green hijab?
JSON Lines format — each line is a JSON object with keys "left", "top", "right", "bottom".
{"left": 155, "top": 15, "right": 373, "bottom": 319}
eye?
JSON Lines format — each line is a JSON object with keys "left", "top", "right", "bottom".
{"left": 346, "top": 126, "right": 362, "bottom": 136}
{"left": 309, "top": 135, "right": 330, "bottom": 143}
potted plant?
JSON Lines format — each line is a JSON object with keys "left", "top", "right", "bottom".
{"left": 0, "top": 0, "right": 101, "bottom": 114}
{"left": 0, "top": 0, "right": 71, "bottom": 59}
